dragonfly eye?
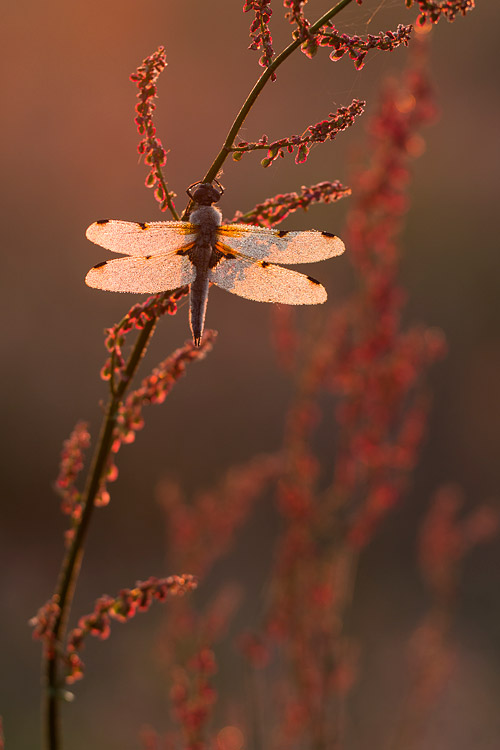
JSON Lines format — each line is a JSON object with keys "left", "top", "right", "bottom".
{"left": 186, "top": 181, "right": 223, "bottom": 205}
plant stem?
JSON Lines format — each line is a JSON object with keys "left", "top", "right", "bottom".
{"left": 157, "top": 164, "right": 180, "bottom": 220}
{"left": 43, "top": 319, "right": 156, "bottom": 750}
{"left": 200, "top": 0, "right": 355, "bottom": 186}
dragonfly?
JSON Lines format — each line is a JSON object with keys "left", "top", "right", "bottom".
{"left": 85, "top": 180, "right": 345, "bottom": 345}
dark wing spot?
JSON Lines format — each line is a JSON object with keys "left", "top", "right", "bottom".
{"left": 145, "top": 255, "right": 152, "bottom": 260}
{"left": 137, "top": 222, "right": 149, "bottom": 230}
{"left": 175, "top": 241, "right": 196, "bottom": 262}
{"left": 224, "top": 252, "right": 236, "bottom": 260}
{"left": 307, "top": 275, "right": 321, "bottom": 285}
{"left": 209, "top": 249, "right": 225, "bottom": 269}
{"left": 93, "top": 261, "right": 107, "bottom": 269}
{"left": 276, "top": 230, "right": 289, "bottom": 237}
{"left": 261, "top": 261, "right": 270, "bottom": 268}
{"left": 96, "top": 219, "right": 110, "bottom": 225}
{"left": 321, "top": 231, "right": 335, "bottom": 238}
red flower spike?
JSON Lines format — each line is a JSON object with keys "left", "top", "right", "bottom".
{"left": 63, "top": 575, "right": 197, "bottom": 682}
{"left": 130, "top": 47, "right": 176, "bottom": 212}
{"left": 29, "top": 597, "right": 61, "bottom": 659}
{"left": 410, "top": 0, "right": 475, "bottom": 25}
{"left": 111, "top": 333, "right": 216, "bottom": 460}
{"left": 101, "top": 289, "right": 189, "bottom": 386}
{"left": 231, "top": 99, "right": 365, "bottom": 166}
{"left": 244, "top": 0, "right": 276, "bottom": 80}
{"left": 314, "top": 24, "right": 413, "bottom": 70}
{"left": 284, "top": 0, "right": 313, "bottom": 44}
{"left": 55, "top": 422, "right": 91, "bottom": 521}
{"left": 232, "top": 180, "right": 351, "bottom": 227}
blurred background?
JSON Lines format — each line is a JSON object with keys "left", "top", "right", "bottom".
{"left": 1, "top": 1, "right": 499, "bottom": 748}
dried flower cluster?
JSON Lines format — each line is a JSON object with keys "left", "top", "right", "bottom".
{"left": 98, "top": 320, "right": 215, "bottom": 513}
{"left": 130, "top": 46, "right": 176, "bottom": 214}
{"left": 142, "top": 455, "right": 281, "bottom": 748}
{"left": 408, "top": 0, "right": 475, "bottom": 25}
{"left": 233, "top": 99, "right": 365, "bottom": 167}
{"left": 245, "top": 1, "right": 408, "bottom": 80}
{"left": 112, "top": 332, "right": 217, "bottom": 455}
{"left": 55, "top": 421, "right": 91, "bottom": 519}
{"left": 244, "top": 0, "right": 276, "bottom": 78}
{"left": 308, "top": 23, "right": 413, "bottom": 70}
{"left": 231, "top": 180, "right": 351, "bottom": 227}
{"left": 163, "top": 588, "right": 242, "bottom": 750}
{"left": 101, "top": 289, "right": 188, "bottom": 386}
{"left": 30, "top": 597, "right": 62, "bottom": 659}
{"left": 63, "top": 575, "right": 198, "bottom": 683}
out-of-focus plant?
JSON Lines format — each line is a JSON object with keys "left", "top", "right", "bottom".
{"left": 27, "top": 2, "right": 493, "bottom": 750}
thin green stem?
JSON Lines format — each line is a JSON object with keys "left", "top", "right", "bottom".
{"left": 156, "top": 164, "right": 180, "bottom": 220}
{"left": 43, "top": 319, "right": 156, "bottom": 750}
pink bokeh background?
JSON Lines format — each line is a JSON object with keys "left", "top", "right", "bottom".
{"left": 1, "top": 2, "right": 499, "bottom": 748}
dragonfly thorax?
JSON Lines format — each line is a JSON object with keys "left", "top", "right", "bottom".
{"left": 190, "top": 204, "right": 222, "bottom": 227}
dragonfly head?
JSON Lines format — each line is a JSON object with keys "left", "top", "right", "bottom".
{"left": 186, "top": 180, "right": 224, "bottom": 206}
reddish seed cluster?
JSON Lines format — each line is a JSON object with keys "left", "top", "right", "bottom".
{"left": 55, "top": 421, "right": 91, "bottom": 519}
{"left": 101, "top": 289, "right": 188, "bottom": 384}
{"left": 170, "top": 646, "right": 218, "bottom": 750}
{"left": 309, "top": 23, "right": 413, "bottom": 70}
{"left": 322, "top": 63, "right": 442, "bottom": 549}
{"left": 30, "top": 596, "right": 61, "bottom": 659}
{"left": 408, "top": 0, "right": 475, "bottom": 25}
{"left": 112, "top": 332, "right": 217, "bottom": 454}
{"left": 154, "top": 454, "right": 281, "bottom": 745}
{"left": 158, "top": 586, "right": 243, "bottom": 750}
{"left": 130, "top": 46, "right": 176, "bottom": 212}
{"left": 64, "top": 575, "right": 198, "bottom": 684}
{"left": 283, "top": 0, "right": 312, "bottom": 43}
{"left": 233, "top": 99, "right": 365, "bottom": 167}
{"left": 244, "top": 0, "right": 276, "bottom": 79}
{"left": 231, "top": 180, "right": 351, "bottom": 227}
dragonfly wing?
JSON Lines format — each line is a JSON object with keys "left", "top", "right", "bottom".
{"left": 217, "top": 224, "right": 344, "bottom": 264}
{"left": 209, "top": 254, "right": 326, "bottom": 305}
{"left": 86, "top": 220, "right": 197, "bottom": 256}
{"left": 85, "top": 250, "right": 195, "bottom": 293}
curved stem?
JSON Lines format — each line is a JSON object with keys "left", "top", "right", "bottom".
{"left": 157, "top": 164, "right": 180, "bottom": 220}
{"left": 43, "top": 319, "right": 156, "bottom": 750}
{"left": 201, "top": 0, "right": 355, "bottom": 184}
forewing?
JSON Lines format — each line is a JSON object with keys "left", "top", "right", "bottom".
{"left": 85, "top": 251, "right": 195, "bottom": 293}
{"left": 217, "top": 223, "right": 344, "bottom": 264}
{"left": 86, "top": 220, "right": 197, "bottom": 256}
{"left": 209, "top": 254, "right": 326, "bottom": 305}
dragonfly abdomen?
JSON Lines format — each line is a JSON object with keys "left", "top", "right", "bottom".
{"left": 188, "top": 206, "right": 222, "bottom": 345}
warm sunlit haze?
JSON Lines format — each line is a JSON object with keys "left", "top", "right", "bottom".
{"left": 1, "top": 2, "right": 499, "bottom": 749}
